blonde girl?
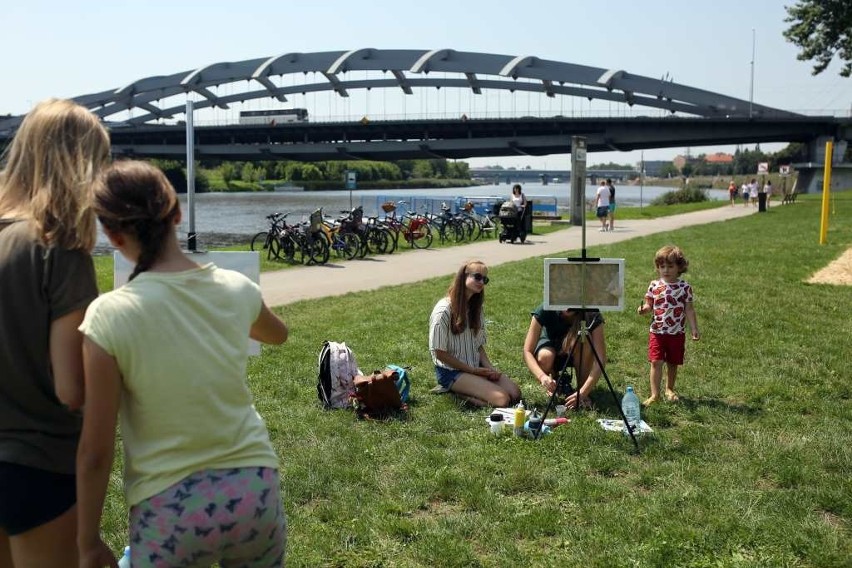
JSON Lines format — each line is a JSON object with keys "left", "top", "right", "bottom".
{"left": 0, "top": 99, "right": 110, "bottom": 568}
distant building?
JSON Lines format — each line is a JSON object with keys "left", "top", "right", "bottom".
{"left": 704, "top": 152, "right": 734, "bottom": 164}
{"left": 641, "top": 160, "right": 671, "bottom": 177}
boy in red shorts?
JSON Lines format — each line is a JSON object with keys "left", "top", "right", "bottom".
{"left": 637, "top": 245, "right": 700, "bottom": 405}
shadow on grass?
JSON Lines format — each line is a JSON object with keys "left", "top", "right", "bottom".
{"left": 678, "top": 396, "right": 763, "bottom": 416}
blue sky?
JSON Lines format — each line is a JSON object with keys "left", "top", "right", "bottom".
{"left": 3, "top": 0, "right": 849, "bottom": 167}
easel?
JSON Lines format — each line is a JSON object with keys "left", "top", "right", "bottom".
{"left": 531, "top": 136, "right": 640, "bottom": 452}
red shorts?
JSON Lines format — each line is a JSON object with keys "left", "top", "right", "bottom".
{"left": 648, "top": 332, "right": 685, "bottom": 365}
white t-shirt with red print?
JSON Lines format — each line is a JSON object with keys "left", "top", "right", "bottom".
{"left": 645, "top": 278, "right": 694, "bottom": 335}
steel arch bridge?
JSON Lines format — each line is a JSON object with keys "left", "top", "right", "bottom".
{"left": 2, "top": 47, "right": 798, "bottom": 132}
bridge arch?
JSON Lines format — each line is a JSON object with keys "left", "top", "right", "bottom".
{"left": 1, "top": 48, "right": 797, "bottom": 132}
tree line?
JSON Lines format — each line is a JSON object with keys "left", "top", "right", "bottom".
{"left": 149, "top": 158, "right": 471, "bottom": 192}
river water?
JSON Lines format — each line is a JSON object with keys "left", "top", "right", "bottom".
{"left": 95, "top": 182, "right": 727, "bottom": 250}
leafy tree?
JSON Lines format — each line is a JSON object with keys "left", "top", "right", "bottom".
{"left": 220, "top": 162, "right": 237, "bottom": 184}
{"left": 658, "top": 163, "right": 680, "bottom": 178}
{"left": 241, "top": 163, "right": 261, "bottom": 183}
{"left": 783, "top": 0, "right": 852, "bottom": 77}
{"left": 148, "top": 159, "right": 187, "bottom": 193}
{"left": 772, "top": 143, "right": 807, "bottom": 166}
{"left": 447, "top": 161, "right": 470, "bottom": 179}
{"left": 300, "top": 164, "right": 323, "bottom": 181}
{"left": 588, "top": 162, "right": 634, "bottom": 171}
{"left": 428, "top": 159, "right": 449, "bottom": 179}
{"left": 411, "top": 161, "right": 434, "bottom": 178}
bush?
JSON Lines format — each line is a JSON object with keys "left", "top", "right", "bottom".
{"left": 651, "top": 186, "right": 709, "bottom": 206}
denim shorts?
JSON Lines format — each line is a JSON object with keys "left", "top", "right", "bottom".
{"left": 434, "top": 366, "right": 462, "bottom": 389}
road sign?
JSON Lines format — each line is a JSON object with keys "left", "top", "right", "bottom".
{"left": 779, "top": 165, "right": 791, "bottom": 176}
{"left": 757, "top": 162, "right": 769, "bottom": 174}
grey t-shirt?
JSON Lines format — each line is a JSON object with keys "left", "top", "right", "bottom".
{"left": 0, "top": 219, "right": 98, "bottom": 474}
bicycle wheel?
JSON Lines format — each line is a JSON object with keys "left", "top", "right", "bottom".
{"left": 355, "top": 231, "right": 369, "bottom": 259}
{"left": 410, "top": 222, "right": 433, "bottom": 249}
{"left": 250, "top": 231, "right": 268, "bottom": 253}
{"left": 365, "top": 226, "right": 390, "bottom": 255}
{"left": 279, "top": 233, "right": 296, "bottom": 262}
{"left": 250, "top": 231, "right": 280, "bottom": 261}
{"left": 338, "top": 232, "right": 360, "bottom": 260}
{"left": 442, "top": 222, "right": 464, "bottom": 244}
{"left": 462, "top": 217, "right": 477, "bottom": 240}
{"left": 383, "top": 224, "right": 400, "bottom": 254}
{"left": 307, "top": 234, "right": 330, "bottom": 265}
{"left": 466, "top": 217, "right": 483, "bottom": 241}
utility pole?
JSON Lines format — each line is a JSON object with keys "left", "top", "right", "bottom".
{"left": 749, "top": 28, "right": 755, "bottom": 119}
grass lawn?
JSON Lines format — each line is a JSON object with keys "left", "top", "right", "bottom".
{"left": 95, "top": 194, "right": 850, "bottom": 567}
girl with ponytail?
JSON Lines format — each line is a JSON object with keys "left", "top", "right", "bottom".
{"left": 77, "top": 160, "right": 289, "bottom": 567}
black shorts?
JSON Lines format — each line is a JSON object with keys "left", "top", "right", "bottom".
{"left": 0, "top": 461, "right": 76, "bottom": 535}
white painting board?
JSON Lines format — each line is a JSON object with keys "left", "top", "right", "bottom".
{"left": 114, "top": 251, "right": 262, "bottom": 355}
{"left": 543, "top": 258, "right": 625, "bottom": 311}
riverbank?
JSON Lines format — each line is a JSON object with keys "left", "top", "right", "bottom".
{"left": 640, "top": 172, "right": 798, "bottom": 190}
{"left": 258, "top": 204, "right": 757, "bottom": 307}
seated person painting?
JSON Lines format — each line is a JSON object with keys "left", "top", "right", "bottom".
{"left": 522, "top": 303, "right": 606, "bottom": 409}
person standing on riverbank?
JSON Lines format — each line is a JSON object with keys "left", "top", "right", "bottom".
{"left": 510, "top": 183, "right": 527, "bottom": 213}
{"left": 606, "top": 178, "right": 617, "bottom": 231}
{"left": 595, "top": 180, "right": 611, "bottom": 231}
{"left": 728, "top": 180, "right": 738, "bottom": 206}
{"left": 0, "top": 99, "right": 111, "bottom": 568}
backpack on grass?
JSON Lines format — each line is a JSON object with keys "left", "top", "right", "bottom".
{"left": 317, "top": 341, "right": 362, "bottom": 409}
{"left": 353, "top": 369, "right": 403, "bottom": 418}
{"left": 385, "top": 364, "right": 411, "bottom": 403}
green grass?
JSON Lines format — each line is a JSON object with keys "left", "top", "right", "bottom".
{"left": 95, "top": 194, "right": 851, "bottom": 567}
{"left": 615, "top": 199, "right": 729, "bottom": 220}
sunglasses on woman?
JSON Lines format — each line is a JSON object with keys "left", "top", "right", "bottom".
{"left": 467, "top": 272, "right": 490, "bottom": 284}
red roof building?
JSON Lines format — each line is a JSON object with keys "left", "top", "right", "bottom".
{"left": 704, "top": 152, "right": 734, "bottom": 164}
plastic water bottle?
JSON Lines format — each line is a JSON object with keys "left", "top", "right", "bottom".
{"left": 118, "top": 546, "right": 131, "bottom": 568}
{"left": 621, "top": 386, "right": 641, "bottom": 435}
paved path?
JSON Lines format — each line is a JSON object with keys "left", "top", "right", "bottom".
{"left": 260, "top": 206, "right": 757, "bottom": 307}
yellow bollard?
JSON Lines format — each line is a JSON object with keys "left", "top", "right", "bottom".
{"left": 819, "top": 141, "right": 832, "bottom": 245}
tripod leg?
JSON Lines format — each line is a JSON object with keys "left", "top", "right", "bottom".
{"left": 584, "top": 338, "right": 641, "bottom": 453}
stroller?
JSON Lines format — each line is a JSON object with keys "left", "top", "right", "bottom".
{"left": 498, "top": 201, "right": 526, "bottom": 243}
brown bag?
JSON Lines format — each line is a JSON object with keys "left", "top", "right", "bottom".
{"left": 353, "top": 369, "right": 402, "bottom": 417}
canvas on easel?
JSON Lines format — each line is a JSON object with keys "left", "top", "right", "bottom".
{"left": 543, "top": 258, "right": 625, "bottom": 311}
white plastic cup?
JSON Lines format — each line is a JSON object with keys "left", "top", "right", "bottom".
{"left": 555, "top": 405, "right": 567, "bottom": 417}
{"left": 489, "top": 417, "right": 504, "bottom": 436}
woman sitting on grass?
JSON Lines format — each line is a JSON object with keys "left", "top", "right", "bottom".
{"left": 428, "top": 260, "right": 521, "bottom": 407}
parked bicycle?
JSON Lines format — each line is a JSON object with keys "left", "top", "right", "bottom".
{"left": 250, "top": 212, "right": 290, "bottom": 261}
